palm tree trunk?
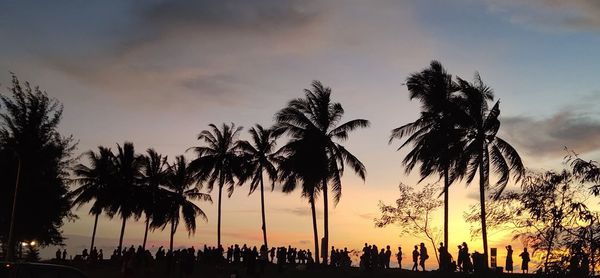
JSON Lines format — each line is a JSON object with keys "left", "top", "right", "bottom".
{"left": 322, "top": 178, "right": 329, "bottom": 265}
{"left": 169, "top": 218, "right": 175, "bottom": 252}
{"left": 142, "top": 216, "right": 150, "bottom": 250}
{"left": 118, "top": 216, "right": 127, "bottom": 254}
{"left": 310, "top": 197, "right": 320, "bottom": 264}
{"left": 443, "top": 167, "right": 449, "bottom": 252}
{"left": 217, "top": 184, "right": 223, "bottom": 248}
{"left": 259, "top": 172, "right": 268, "bottom": 249}
{"left": 479, "top": 157, "right": 489, "bottom": 269}
{"left": 90, "top": 213, "right": 99, "bottom": 251}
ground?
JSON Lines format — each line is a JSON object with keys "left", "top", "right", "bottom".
{"left": 50, "top": 260, "right": 545, "bottom": 278}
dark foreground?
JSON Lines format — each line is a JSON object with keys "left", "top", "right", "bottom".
{"left": 48, "top": 260, "right": 548, "bottom": 278}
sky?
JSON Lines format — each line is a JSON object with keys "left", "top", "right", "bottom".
{"left": 1, "top": 0, "right": 600, "bottom": 268}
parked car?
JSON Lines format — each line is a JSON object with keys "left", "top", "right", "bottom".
{"left": 1, "top": 262, "right": 87, "bottom": 278}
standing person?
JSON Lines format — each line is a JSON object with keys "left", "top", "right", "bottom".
{"left": 62, "top": 249, "right": 67, "bottom": 261}
{"left": 505, "top": 245, "right": 513, "bottom": 273}
{"left": 396, "top": 247, "right": 403, "bottom": 269}
{"left": 82, "top": 248, "right": 89, "bottom": 260}
{"left": 438, "top": 243, "right": 445, "bottom": 271}
{"left": 419, "top": 243, "right": 428, "bottom": 271}
{"left": 412, "top": 245, "right": 419, "bottom": 271}
{"left": 461, "top": 242, "right": 472, "bottom": 272}
{"left": 269, "top": 247, "right": 276, "bottom": 263}
{"left": 55, "top": 249, "right": 62, "bottom": 261}
{"left": 457, "top": 245, "right": 463, "bottom": 271}
{"left": 519, "top": 248, "right": 530, "bottom": 274}
{"left": 385, "top": 245, "right": 392, "bottom": 269}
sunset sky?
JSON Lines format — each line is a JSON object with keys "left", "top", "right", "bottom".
{"left": 2, "top": 0, "right": 600, "bottom": 268}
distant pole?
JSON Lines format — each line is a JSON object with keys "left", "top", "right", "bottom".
{"left": 7, "top": 155, "right": 22, "bottom": 261}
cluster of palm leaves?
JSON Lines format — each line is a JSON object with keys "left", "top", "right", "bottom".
{"left": 390, "top": 61, "right": 525, "bottom": 267}
{"left": 70, "top": 143, "right": 212, "bottom": 253}
{"left": 71, "top": 81, "right": 369, "bottom": 265}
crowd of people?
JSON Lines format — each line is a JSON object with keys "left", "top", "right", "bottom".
{"left": 358, "top": 243, "right": 393, "bottom": 270}
{"left": 60, "top": 241, "right": 541, "bottom": 275}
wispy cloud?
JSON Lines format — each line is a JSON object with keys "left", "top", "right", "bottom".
{"left": 487, "top": 0, "right": 600, "bottom": 31}
{"left": 501, "top": 111, "right": 600, "bottom": 158}
{"left": 278, "top": 207, "right": 322, "bottom": 219}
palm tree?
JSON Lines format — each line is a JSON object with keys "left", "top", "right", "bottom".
{"left": 110, "top": 142, "right": 143, "bottom": 254}
{"left": 139, "top": 148, "right": 169, "bottom": 250}
{"left": 71, "top": 146, "right": 115, "bottom": 252}
{"left": 164, "top": 156, "right": 212, "bottom": 251}
{"left": 389, "top": 61, "right": 463, "bottom": 250}
{"left": 237, "top": 124, "right": 281, "bottom": 249}
{"left": 189, "top": 123, "right": 244, "bottom": 247}
{"left": 276, "top": 138, "right": 324, "bottom": 264}
{"left": 456, "top": 73, "right": 525, "bottom": 266}
{"left": 275, "top": 80, "right": 369, "bottom": 264}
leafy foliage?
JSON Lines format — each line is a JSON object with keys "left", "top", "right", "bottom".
{"left": 0, "top": 74, "right": 76, "bottom": 247}
{"left": 375, "top": 183, "right": 443, "bottom": 263}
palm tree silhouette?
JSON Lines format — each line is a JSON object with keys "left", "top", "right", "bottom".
{"left": 275, "top": 80, "right": 369, "bottom": 264}
{"left": 276, "top": 138, "right": 324, "bottom": 264}
{"left": 238, "top": 124, "right": 281, "bottom": 249}
{"left": 164, "top": 156, "right": 212, "bottom": 251}
{"left": 111, "top": 142, "right": 143, "bottom": 254}
{"left": 455, "top": 73, "right": 525, "bottom": 266}
{"left": 189, "top": 123, "right": 244, "bottom": 247}
{"left": 71, "top": 146, "right": 115, "bottom": 252}
{"left": 139, "top": 148, "right": 169, "bottom": 250}
{"left": 390, "top": 61, "right": 463, "bottom": 250}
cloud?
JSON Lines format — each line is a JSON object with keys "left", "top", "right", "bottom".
{"left": 487, "top": 0, "right": 600, "bottom": 31}
{"left": 1, "top": 0, "right": 326, "bottom": 106}
{"left": 279, "top": 207, "right": 322, "bottom": 219}
{"left": 357, "top": 212, "right": 376, "bottom": 220}
{"left": 500, "top": 111, "right": 600, "bottom": 158}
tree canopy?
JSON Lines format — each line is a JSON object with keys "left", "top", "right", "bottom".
{"left": 0, "top": 74, "right": 76, "bottom": 247}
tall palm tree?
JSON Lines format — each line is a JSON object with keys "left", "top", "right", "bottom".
{"left": 456, "top": 74, "right": 525, "bottom": 266}
{"left": 276, "top": 138, "right": 324, "bottom": 264}
{"left": 164, "top": 156, "right": 212, "bottom": 251}
{"left": 139, "top": 148, "right": 169, "bottom": 250}
{"left": 71, "top": 146, "right": 115, "bottom": 252}
{"left": 389, "top": 61, "right": 463, "bottom": 250}
{"left": 110, "top": 142, "right": 143, "bottom": 254}
{"left": 189, "top": 123, "right": 244, "bottom": 247}
{"left": 238, "top": 124, "right": 281, "bottom": 249}
{"left": 275, "top": 80, "right": 369, "bottom": 264}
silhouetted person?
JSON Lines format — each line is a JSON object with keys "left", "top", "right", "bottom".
{"left": 419, "top": 243, "right": 428, "bottom": 271}
{"left": 90, "top": 247, "right": 98, "bottom": 262}
{"left": 438, "top": 242, "right": 448, "bottom": 271}
{"left": 396, "top": 247, "right": 402, "bottom": 269}
{"left": 56, "top": 249, "right": 61, "bottom": 260}
{"left": 519, "top": 248, "right": 530, "bottom": 274}
{"left": 227, "top": 246, "right": 233, "bottom": 262}
{"left": 385, "top": 245, "right": 392, "bottom": 269}
{"left": 379, "top": 248, "right": 386, "bottom": 268}
{"left": 505, "top": 245, "right": 513, "bottom": 273}
{"left": 461, "top": 242, "right": 472, "bottom": 272}
{"left": 62, "top": 249, "right": 67, "bottom": 261}
{"left": 99, "top": 249, "right": 104, "bottom": 261}
{"left": 233, "top": 244, "right": 241, "bottom": 263}
{"left": 457, "top": 245, "right": 463, "bottom": 271}
{"left": 269, "top": 247, "right": 275, "bottom": 263}
{"left": 412, "top": 245, "right": 419, "bottom": 271}
{"left": 121, "top": 247, "right": 135, "bottom": 278}
{"left": 82, "top": 248, "right": 89, "bottom": 260}
{"left": 246, "top": 246, "right": 257, "bottom": 276}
